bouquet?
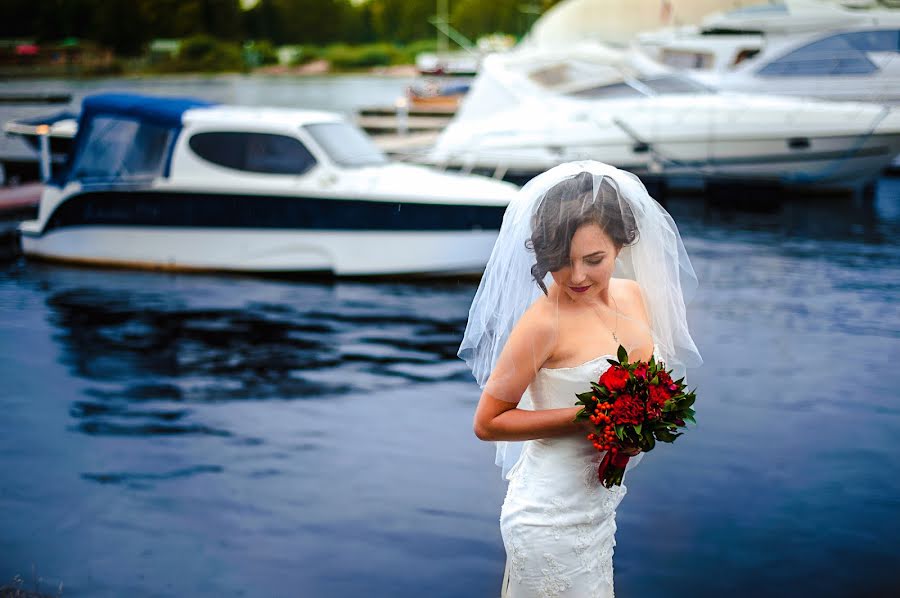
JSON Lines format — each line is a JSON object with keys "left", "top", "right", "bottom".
{"left": 574, "top": 345, "right": 697, "bottom": 488}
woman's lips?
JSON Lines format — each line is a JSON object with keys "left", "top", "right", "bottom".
{"left": 569, "top": 285, "right": 591, "bottom": 293}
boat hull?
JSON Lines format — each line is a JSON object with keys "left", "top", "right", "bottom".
{"left": 432, "top": 133, "right": 900, "bottom": 191}
{"left": 20, "top": 227, "right": 501, "bottom": 275}
{"left": 19, "top": 188, "right": 507, "bottom": 275}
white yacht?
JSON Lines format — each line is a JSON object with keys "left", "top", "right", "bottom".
{"left": 637, "top": 0, "right": 900, "bottom": 104}
{"left": 423, "top": 42, "right": 900, "bottom": 190}
{"left": 18, "top": 93, "right": 517, "bottom": 276}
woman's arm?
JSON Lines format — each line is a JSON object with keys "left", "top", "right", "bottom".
{"left": 472, "top": 300, "right": 586, "bottom": 442}
{"left": 474, "top": 394, "right": 583, "bottom": 441}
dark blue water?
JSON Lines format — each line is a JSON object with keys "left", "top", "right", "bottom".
{"left": 1, "top": 180, "right": 898, "bottom": 597}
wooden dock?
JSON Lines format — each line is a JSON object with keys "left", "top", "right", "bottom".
{"left": 0, "top": 183, "right": 41, "bottom": 217}
{"left": 0, "top": 183, "right": 41, "bottom": 261}
{"left": 356, "top": 103, "right": 455, "bottom": 152}
{"left": 371, "top": 131, "right": 442, "bottom": 157}
{"left": 356, "top": 114, "right": 453, "bottom": 133}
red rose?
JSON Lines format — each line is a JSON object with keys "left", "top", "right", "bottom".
{"left": 633, "top": 363, "right": 649, "bottom": 379}
{"left": 646, "top": 385, "right": 671, "bottom": 421}
{"left": 610, "top": 393, "right": 644, "bottom": 425}
{"left": 599, "top": 366, "right": 629, "bottom": 393}
{"left": 649, "top": 384, "right": 671, "bottom": 406}
{"left": 657, "top": 371, "right": 677, "bottom": 392}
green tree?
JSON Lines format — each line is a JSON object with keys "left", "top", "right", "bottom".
{"left": 90, "top": 0, "right": 153, "bottom": 55}
{"left": 367, "top": 0, "right": 435, "bottom": 44}
{"left": 451, "top": 0, "right": 527, "bottom": 39}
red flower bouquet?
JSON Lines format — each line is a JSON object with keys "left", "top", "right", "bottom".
{"left": 574, "top": 345, "right": 697, "bottom": 488}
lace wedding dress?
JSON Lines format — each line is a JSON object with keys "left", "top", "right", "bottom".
{"left": 500, "top": 355, "right": 644, "bottom": 598}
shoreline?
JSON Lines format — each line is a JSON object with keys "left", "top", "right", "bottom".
{"left": 0, "top": 62, "right": 421, "bottom": 81}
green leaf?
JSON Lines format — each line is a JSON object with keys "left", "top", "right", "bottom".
{"left": 617, "top": 345, "right": 628, "bottom": 364}
{"left": 656, "top": 429, "right": 677, "bottom": 442}
{"left": 634, "top": 423, "right": 642, "bottom": 436}
{"left": 615, "top": 424, "right": 624, "bottom": 441}
{"left": 683, "top": 414, "right": 696, "bottom": 425}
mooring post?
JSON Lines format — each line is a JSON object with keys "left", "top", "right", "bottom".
{"left": 37, "top": 124, "right": 51, "bottom": 182}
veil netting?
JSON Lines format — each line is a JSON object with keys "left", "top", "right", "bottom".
{"left": 458, "top": 160, "right": 702, "bottom": 478}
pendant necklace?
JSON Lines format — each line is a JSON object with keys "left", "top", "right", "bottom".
{"left": 593, "top": 295, "right": 619, "bottom": 344}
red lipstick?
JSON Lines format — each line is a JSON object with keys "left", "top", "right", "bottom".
{"left": 569, "top": 285, "right": 591, "bottom": 293}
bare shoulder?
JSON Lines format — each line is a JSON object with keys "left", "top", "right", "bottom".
{"left": 611, "top": 278, "right": 650, "bottom": 324}
{"left": 517, "top": 293, "right": 559, "bottom": 338}
{"left": 612, "top": 278, "right": 642, "bottom": 300}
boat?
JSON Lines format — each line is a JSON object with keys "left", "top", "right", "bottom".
{"left": 636, "top": 0, "right": 900, "bottom": 104}
{"left": 421, "top": 42, "right": 900, "bottom": 190}
{"left": 523, "top": 0, "right": 767, "bottom": 48}
{"left": 17, "top": 93, "right": 517, "bottom": 276}
{"left": 3, "top": 110, "right": 77, "bottom": 173}
{"left": 406, "top": 80, "right": 471, "bottom": 111}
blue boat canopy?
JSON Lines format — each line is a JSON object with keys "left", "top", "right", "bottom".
{"left": 53, "top": 92, "right": 216, "bottom": 187}
{"left": 79, "top": 93, "right": 215, "bottom": 129}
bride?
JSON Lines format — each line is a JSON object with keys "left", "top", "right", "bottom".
{"left": 459, "top": 162, "right": 701, "bottom": 597}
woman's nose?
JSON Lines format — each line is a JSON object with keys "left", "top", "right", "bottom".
{"left": 570, "top": 262, "right": 587, "bottom": 283}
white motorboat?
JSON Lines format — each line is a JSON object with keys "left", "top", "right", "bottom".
{"left": 423, "top": 42, "right": 900, "bottom": 190}
{"left": 637, "top": 0, "right": 900, "bottom": 104}
{"left": 18, "top": 93, "right": 517, "bottom": 276}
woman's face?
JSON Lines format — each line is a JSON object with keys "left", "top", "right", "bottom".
{"left": 550, "top": 222, "right": 620, "bottom": 303}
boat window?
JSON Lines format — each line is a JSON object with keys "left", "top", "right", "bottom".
{"left": 758, "top": 30, "right": 899, "bottom": 77}
{"left": 567, "top": 82, "right": 643, "bottom": 100}
{"left": 661, "top": 49, "right": 715, "bottom": 70}
{"left": 189, "top": 132, "right": 317, "bottom": 175}
{"left": 568, "top": 75, "right": 709, "bottom": 99}
{"left": 71, "top": 116, "right": 171, "bottom": 183}
{"left": 304, "top": 122, "right": 388, "bottom": 168}
{"left": 527, "top": 61, "right": 628, "bottom": 94}
{"left": 638, "top": 75, "right": 712, "bottom": 95}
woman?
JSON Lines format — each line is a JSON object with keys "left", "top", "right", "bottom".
{"left": 459, "top": 162, "right": 701, "bottom": 597}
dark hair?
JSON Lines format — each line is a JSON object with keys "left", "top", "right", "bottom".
{"left": 527, "top": 172, "right": 638, "bottom": 294}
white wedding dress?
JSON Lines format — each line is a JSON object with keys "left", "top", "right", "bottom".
{"left": 500, "top": 355, "right": 644, "bottom": 598}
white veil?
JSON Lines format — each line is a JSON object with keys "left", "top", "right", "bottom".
{"left": 458, "top": 161, "right": 702, "bottom": 477}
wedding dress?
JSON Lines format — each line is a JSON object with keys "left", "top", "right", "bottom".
{"left": 500, "top": 354, "right": 644, "bottom": 598}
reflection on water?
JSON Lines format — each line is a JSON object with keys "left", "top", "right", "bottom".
{"left": 42, "top": 277, "right": 474, "bottom": 442}
{"left": 1, "top": 182, "right": 899, "bottom": 597}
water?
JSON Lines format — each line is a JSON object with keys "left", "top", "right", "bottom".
{"left": 1, "top": 75, "right": 899, "bottom": 597}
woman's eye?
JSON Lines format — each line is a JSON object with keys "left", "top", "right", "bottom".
{"left": 586, "top": 259, "right": 602, "bottom": 266}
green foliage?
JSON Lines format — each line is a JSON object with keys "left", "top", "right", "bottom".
{"left": 391, "top": 38, "right": 438, "bottom": 65}
{"left": 451, "top": 0, "right": 533, "bottom": 40}
{"left": 151, "top": 34, "right": 245, "bottom": 73}
{"left": 324, "top": 43, "right": 402, "bottom": 70}
{"left": 287, "top": 45, "right": 323, "bottom": 66}
{"left": 1, "top": 0, "right": 567, "bottom": 53}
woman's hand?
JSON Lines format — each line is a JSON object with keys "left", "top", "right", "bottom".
{"left": 576, "top": 411, "right": 642, "bottom": 456}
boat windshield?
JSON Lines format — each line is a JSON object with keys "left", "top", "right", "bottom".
{"left": 304, "top": 122, "right": 388, "bottom": 168}
{"left": 69, "top": 116, "right": 172, "bottom": 184}
{"left": 568, "top": 75, "right": 712, "bottom": 99}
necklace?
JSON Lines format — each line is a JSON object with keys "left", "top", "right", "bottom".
{"left": 591, "top": 295, "right": 619, "bottom": 344}
{"left": 609, "top": 295, "right": 620, "bottom": 344}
